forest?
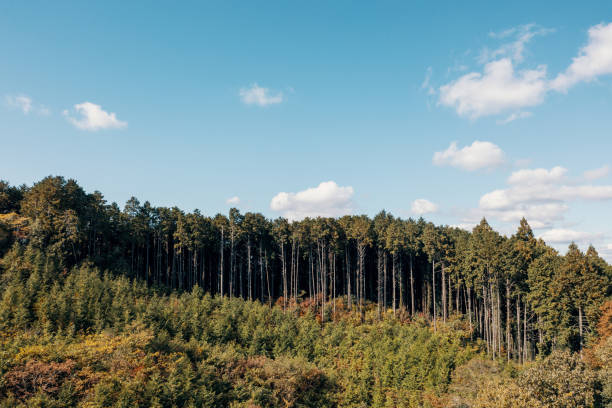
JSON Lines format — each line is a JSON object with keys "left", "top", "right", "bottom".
{"left": 0, "top": 175, "right": 611, "bottom": 407}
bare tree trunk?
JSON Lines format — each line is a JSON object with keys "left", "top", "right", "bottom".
{"left": 384, "top": 253, "right": 388, "bottom": 310}
{"left": 320, "top": 243, "right": 325, "bottom": 322}
{"left": 467, "top": 286, "right": 472, "bottom": 332}
{"left": 291, "top": 239, "right": 295, "bottom": 303}
{"left": 332, "top": 253, "right": 336, "bottom": 319}
{"left": 477, "top": 297, "right": 482, "bottom": 336}
{"left": 292, "top": 239, "right": 298, "bottom": 302}
{"left": 281, "top": 243, "right": 287, "bottom": 310}
{"left": 309, "top": 249, "right": 314, "bottom": 307}
{"left": 455, "top": 278, "right": 460, "bottom": 314}
{"left": 425, "top": 280, "right": 430, "bottom": 317}
{"left": 484, "top": 285, "right": 490, "bottom": 356}
{"left": 295, "top": 244, "right": 299, "bottom": 301}
{"left": 497, "top": 284, "right": 502, "bottom": 356}
{"left": 265, "top": 249, "right": 271, "bottom": 306}
{"left": 506, "top": 278, "right": 511, "bottom": 362}
{"left": 392, "top": 252, "right": 397, "bottom": 315}
{"left": 523, "top": 300, "right": 528, "bottom": 362}
{"left": 377, "top": 248, "right": 383, "bottom": 319}
{"left": 358, "top": 243, "right": 365, "bottom": 319}
{"left": 247, "top": 237, "right": 252, "bottom": 300}
{"left": 238, "top": 261, "right": 243, "bottom": 299}
{"left": 517, "top": 294, "right": 521, "bottom": 363}
{"left": 578, "top": 305, "right": 583, "bottom": 354}
{"left": 346, "top": 246, "right": 351, "bottom": 311}
{"left": 432, "top": 260, "right": 436, "bottom": 331}
{"left": 410, "top": 253, "right": 415, "bottom": 316}
{"left": 230, "top": 232, "right": 235, "bottom": 298}
{"left": 260, "top": 241, "right": 264, "bottom": 303}
{"left": 201, "top": 248, "right": 205, "bottom": 288}
{"left": 442, "top": 264, "right": 446, "bottom": 323}
{"left": 449, "top": 273, "right": 453, "bottom": 315}
{"left": 399, "top": 256, "right": 404, "bottom": 311}
{"left": 219, "top": 227, "right": 224, "bottom": 296}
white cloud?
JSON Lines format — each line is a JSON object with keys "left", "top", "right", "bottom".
{"left": 551, "top": 22, "right": 612, "bottom": 92}
{"left": 583, "top": 165, "right": 610, "bottom": 180}
{"left": 240, "top": 84, "right": 284, "bottom": 106}
{"left": 63, "top": 102, "right": 127, "bottom": 131}
{"left": 226, "top": 196, "right": 240, "bottom": 205}
{"left": 476, "top": 166, "right": 612, "bottom": 228}
{"left": 507, "top": 166, "right": 567, "bottom": 185}
{"left": 411, "top": 199, "right": 439, "bottom": 215}
{"left": 497, "top": 111, "right": 532, "bottom": 124}
{"left": 538, "top": 228, "right": 603, "bottom": 244}
{"left": 438, "top": 59, "right": 547, "bottom": 119}
{"left": 5, "top": 94, "right": 49, "bottom": 115}
{"left": 479, "top": 184, "right": 612, "bottom": 210}
{"left": 433, "top": 140, "right": 505, "bottom": 171}
{"left": 477, "top": 203, "right": 568, "bottom": 229}
{"left": 596, "top": 243, "right": 612, "bottom": 263}
{"left": 270, "top": 181, "right": 354, "bottom": 220}
{"left": 452, "top": 223, "right": 477, "bottom": 231}
{"left": 439, "top": 22, "right": 612, "bottom": 121}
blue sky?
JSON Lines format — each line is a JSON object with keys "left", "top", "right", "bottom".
{"left": 2, "top": 2, "right": 612, "bottom": 258}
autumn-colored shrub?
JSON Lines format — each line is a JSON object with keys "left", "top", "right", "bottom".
{"left": 3, "top": 359, "right": 76, "bottom": 401}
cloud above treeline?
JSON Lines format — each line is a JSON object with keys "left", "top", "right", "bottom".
{"left": 411, "top": 199, "right": 439, "bottom": 215}
{"left": 537, "top": 228, "right": 603, "bottom": 244}
{"left": 475, "top": 165, "right": 612, "bottom": 228}
{"left": 226, "top": 196, "right": 240, "bottom": 205}
{"left": 270, "top": 181, "right": 354, "bottom": 220}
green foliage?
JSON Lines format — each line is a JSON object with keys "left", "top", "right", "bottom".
{"left": 0, "top": 264, "right": 477, "bottom": 407}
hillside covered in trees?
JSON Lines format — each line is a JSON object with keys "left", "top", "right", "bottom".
{"left": 1, "top": 175, "right": 611, "bottom": 407}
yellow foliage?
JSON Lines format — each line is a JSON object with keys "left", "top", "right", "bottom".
{"left": 0, "top": 212, "right": 30, "bottom": 239}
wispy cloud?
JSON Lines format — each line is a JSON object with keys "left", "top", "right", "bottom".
{"left": 226, "top": 196, "right": 240, "bottom": 205}
{"left": 497, "top": 111, "right": 532, "bottom": 124}
{"left": 480, "top": 24, "right": 554, "bottom": 64}
{"left": 538, "top": 228, "right": 603, "bottom": 244}
{"left": 240, "top": 84, "right": 284, "bottom": 106}
{"left": 421, "top": 67, "right": 435, "bottom": 95}
{"left": 5, "top": 94, "right": 50, "bottom": 115}
{"left": 583, "top": 165, "right": 610, "bottom": 181}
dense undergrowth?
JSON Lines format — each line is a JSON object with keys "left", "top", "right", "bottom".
{"left": 0, "top": 246, "right": 611, "bottom": 407}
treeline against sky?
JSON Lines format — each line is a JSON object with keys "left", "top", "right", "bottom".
{"left": 1, "top": 176, "right": 610, "bottom": 361}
